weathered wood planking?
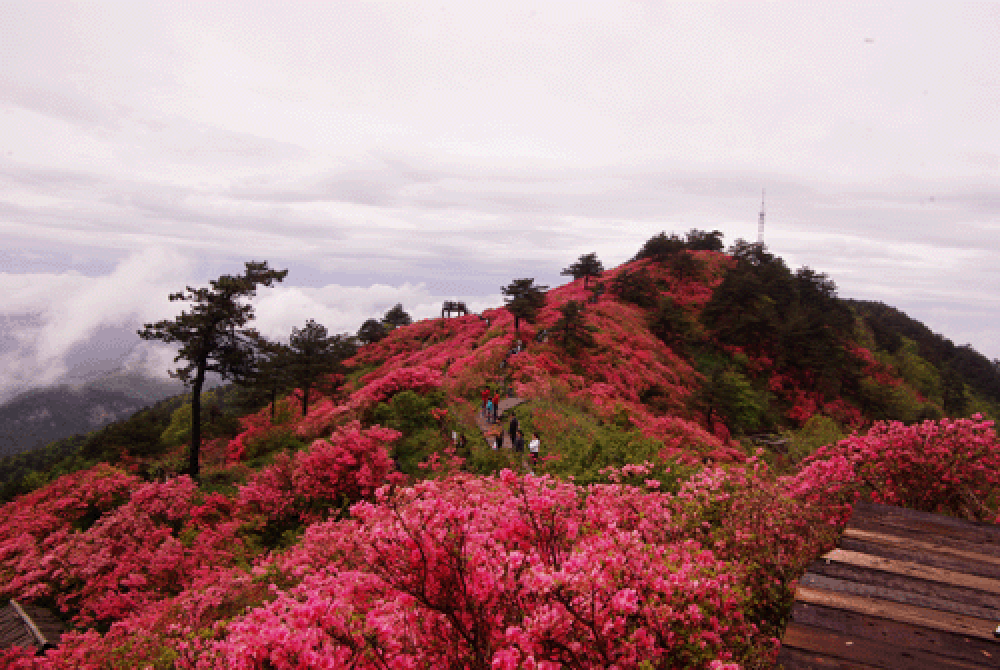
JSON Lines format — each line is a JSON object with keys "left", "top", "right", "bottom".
{"left": 0, "top": 601, "right": 66, "bottom": 653}
{"left": 778, "top": 501, "right": 1000, "bottom": 669}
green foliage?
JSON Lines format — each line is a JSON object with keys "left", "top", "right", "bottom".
{"left": 632, "top": 231, "right": 686, "bottom": 262}
{"left": 684, "top": 228, "right": 725, "bottom": 251}
{"left": 649, "top": 296, "right": 697, "bottom": 349}
{"left": 381, "top": 303, "right": 413, "bottom": 329}
{"left": 507, "top": 401, "right": 680, "bottom": 487}
{"left": 502, "top": 278, "right": 549, "bottom": 333}
{"left": 357, "top": 318, "right": 388, "bottom": 344}
{"left": 610, "top": 266, "right": 658, "bottom": 308}
{"left": 160, "top": 391, "right": 242, "bottom": 448}
{"left": 561, "top": 252, "right": 605, "bottom": 288}
{"left": 285, "top": 320, "right": 357, "bottom": 416}
{"left": 886, "top": 338, "right": 942, "bottom": 404}
{"left": 370, "top": 389, "right": 450, "bottom": 476}
{"left": 785, "top": 415, "right": 846, "bottom": 464}
{"left": 850, "top": 299, "right": 1000, "bottom": 404}
{"left": 701, "top": 367, "right": 771, "bottom": 434}
{"left": 552, "top": 300, "right": 595, "bottom": 355}
{"left": 243, "top": 428, "right": 309, "bottom": 468}
{"left": 859, "top": 377, "right": 926, "bottom": 423}
{"left": 137, "top": 260, "right": 288, "bottom": 478}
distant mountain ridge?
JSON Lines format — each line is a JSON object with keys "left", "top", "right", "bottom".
{"left": 0, "top": 370, "right": 221, "bottom": 457}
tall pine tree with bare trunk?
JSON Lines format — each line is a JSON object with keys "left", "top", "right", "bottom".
{"left": 137, "top": 261, "right": 287, "bottom": 479}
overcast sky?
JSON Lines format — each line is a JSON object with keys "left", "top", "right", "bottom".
{"left": 1, "top": 1, "right": 998, "bottom": 403}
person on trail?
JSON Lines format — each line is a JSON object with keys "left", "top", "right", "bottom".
{"left": 528, "top": 432, "right": 540, "bottom": 466}
{"left": 493, "top": 391, "right": 501, "bottom": 422}
{"left": 481, "top": 388, "right": 489, "bottom": 417}
{"left": 514, "top": 429, "right": 525, "bottom": 453}
{"left": 486, "top": 398, "right": 494, "bottom": 424}
{"left": 495, "top": 433, "right": 503, "bottom": 450}
{"left": 509, "top": 415, "right": 519, "bottom": 445}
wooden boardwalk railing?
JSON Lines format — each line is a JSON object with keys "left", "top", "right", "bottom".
{"left": 778, "top": 500, "right": 1000, "bottom": 668}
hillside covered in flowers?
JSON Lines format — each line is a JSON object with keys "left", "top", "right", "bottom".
{"left": 2, "top": 237, "right": 999, "bottom": 668}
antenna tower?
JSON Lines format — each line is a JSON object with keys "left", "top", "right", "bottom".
{"left": 757, "top": 188, "right": 766, "bottom": 245}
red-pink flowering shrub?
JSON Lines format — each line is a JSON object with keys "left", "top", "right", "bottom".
{"left": 0, "top": 464, "right": 140, "bottom": 604}
{"left": 350, "top": 366, "right": 443, "bottom": 410}
{"left": 784, "top": 415, "right": 1000, "bottom": 524}
{"left": 3, "top": 475, "right": 246, "bottom": 627}
{"left": 238, "top": 420, "right": 400, "bottom": 524}
{"left": 212, "top": 469, "right": 759, "bottom": 668}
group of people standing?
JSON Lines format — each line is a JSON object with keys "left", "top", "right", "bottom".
{"left": 482, "top": 403, "right": 541, "bottom": 466}
{"left": 481, "top": 388, "right": 503, "bottom": 424}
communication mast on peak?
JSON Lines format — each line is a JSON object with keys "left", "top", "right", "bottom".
{"left": 757, "top": 188, "right": 766, "bottom": 245}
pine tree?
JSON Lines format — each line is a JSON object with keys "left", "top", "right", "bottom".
{"left": 501, "top": 278, "right": 548, "bottom": 334}
{"left": 381, "top": 303, "right": 412, "bottom": 329}
{"left": 137, "top": 261, "right": 287, "bottom": 478}
{"left": 561, "top": 252, "right": 605, "bottom": 288}
{"left": 229, "top": 333, "right": 296, "bottom": 422}
{"left": 552, "top": 300, "right": 594, "bottom": 354}
{"left": 285, "top": 320, "right": 358, "bottom": 416}
{"left": 357, "top": 318, "right": 388, "bottom": 345}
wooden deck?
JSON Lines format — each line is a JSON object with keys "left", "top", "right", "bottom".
{"left": 0, "top": 600, "right": 65, "bottom": 653}
{"left": 777, "top": 501, "right": 1000, "bottom": 668}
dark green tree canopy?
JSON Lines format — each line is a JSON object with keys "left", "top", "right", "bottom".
{"left": 632, "top": 232, "right": 686, "bottom": 262}
{"left": 552, "top": 300, "right": 595, "bottom": 354}
{"left": 685, "top": 229, "right": 725, "bottom": 252}
{"left": 561, "top": 252, "right": 605, "bottom": 288}
{"left": 285, "top": 319, "right": 358, "bottom": 416}
{"left": 502, "top": 278, "right": 548, "bottom": 334}
{"left": 358, "top": 318, "right": 388, "bottom": 345}
{"left": 137, "top": 260, "right": 287, "bottom": 477}
{"left": 229, "top": 332, "right": 297, "bottom": 421}
{"left": 610, "top": 266, "right": 658, "bottom": 308}
{"left": 381, "top": 303, "right": 413, "bottom": 329}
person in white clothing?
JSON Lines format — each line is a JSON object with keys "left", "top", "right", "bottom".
{"left": 528, "top": 432, "right": 540, "bottom": 466}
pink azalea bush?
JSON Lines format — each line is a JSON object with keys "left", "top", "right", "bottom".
{"left": 2, "top": 473, "right": 246, "bottom": 627}
{"left": 238, "top": 420, "right": 400, "bottom": 524}
{"left": 785, "top": 414, "right": 1000, "bottom": 524}
{"left": 209, "top": 467, "right": 763, "bottom": 669}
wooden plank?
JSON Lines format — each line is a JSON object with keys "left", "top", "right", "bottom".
{"left": 820, "top": 548, "right": 1000, "bottom": 595}
{"left": 800, "top": 574, "right": 1000, "bottom": 620}
{"left": 849, "top": 518, "right": 1000, "bottom": 559}
{"left": 809, "top": 560, "right": 1000, "bottom": 616}
{"left": 777, "top": 645, "right": 886, "bottom": 669}
{"left": 795, "top": 585, "right": 998, "bottom": 641}
{"left": 791, "top": 601, "right": 999, "bottom": 665}
{"left": 780, "top": 621, "right": 991, "bottom": 669}
{"left": 853, "top": 502, "right": 1000, "bottom": 544}
{"left": 843, "top": 527, "right": 1000, "bottom": 568}
{"left": 840, "top": 535, "right": 1000, "bottom": 580}
{"left": 8, "top": 600, "right": 48, "bottom": 648}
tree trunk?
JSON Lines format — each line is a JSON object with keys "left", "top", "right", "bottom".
{"left": 270, "top": 385, "right": 277, "bottom": 422}
{"left": 190, "top": 365, "right": 205, "bottom": 480}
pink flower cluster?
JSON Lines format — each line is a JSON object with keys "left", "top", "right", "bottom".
{"left": 1, "top": 473, "right": 245, "bottom": 627}
{"left": 238, "top": 420, "right": 400, "bottom": 524}
{"left": 211, "top": 469, "right": 759, "bottom": 668}
{"left": 784, "top": 415, "right": 1000, "bottom": 523}
{"left": 349, "top": 365, "right": 444, "bottom": 410}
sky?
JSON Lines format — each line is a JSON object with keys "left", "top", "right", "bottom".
{"left": 1, "top": 1, "right": 998, "bottom": 404}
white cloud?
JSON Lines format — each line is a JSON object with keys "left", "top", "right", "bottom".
{"left": 0, "top": 0, "right": 996, "bottom": 387}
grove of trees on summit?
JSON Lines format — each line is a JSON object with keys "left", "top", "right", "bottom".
{"left": 2, "top": 228, "right": 999, "bottom": 668}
